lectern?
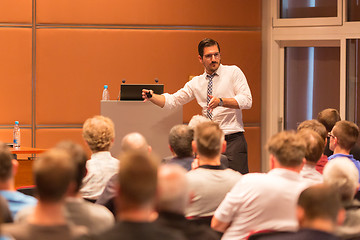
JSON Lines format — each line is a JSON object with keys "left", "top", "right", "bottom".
{"left": 101, "top": 101, "right": 183, "bottom": 158}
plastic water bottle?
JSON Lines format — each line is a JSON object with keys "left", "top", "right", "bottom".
{"left": 13, "top": 121, "right": 20, "bottom": 148}
{"left": 102, "top": 85, "right": 110, "bottom": 100}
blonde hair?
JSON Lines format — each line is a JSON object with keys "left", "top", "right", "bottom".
{"left": 267, "top": 131, "right": 306, "bottom": 167}
{"left": 82, "top": 115, "right": 115, "bottom": 152}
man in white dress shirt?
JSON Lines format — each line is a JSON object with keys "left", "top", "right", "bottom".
{"left": 80, "top": 115, "right": 119, "bottom": 201}
{"left": 142, "top": 38, "right": 252, "bottom": 174}
{"left": 211, "top": 131, "right": 309, "bottom": 240}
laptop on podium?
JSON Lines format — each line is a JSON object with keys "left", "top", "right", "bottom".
{"left": 120, "top": 84, "right": 164, "bottom": 101}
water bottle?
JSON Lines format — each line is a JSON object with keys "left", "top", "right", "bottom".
{"left": 102, "top": 85, "right": 110, "bottom": 100}
{"left": 13, "top": 121, "right": 21, "bottom": 148}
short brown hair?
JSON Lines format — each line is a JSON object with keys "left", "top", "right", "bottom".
{"left": 118, "top": 152, "right": 158, "bottom": 206}
{"left": 34, "top": 149, "right": 75, "bottom": 202}
{"left": 317, "top": 108, "right": 341, "bottom": 132}
{"left": 82, "top": 115, "right": 115, "bottom": 152}
{"left": 169, "top": 125, "right": 194, "bottom": 158}
{"left": 297, "top": 119, "right": 327, "bottom": 141}
{"left": 298, "top": 129, "right": 325, "bottom": 164}
{"left": 194, "top": 121, "right": 224, "bottom": 158}
{"left": 298, "top": 185, "right": 342, "bottom": 223}
{"left": 267, "top": 131, "right": 306, "bottom": 167}
{"left": 55, "top": 141, "right": 88, "bottom": 193}
{"left": 0, "top": 143, "right": 13, "bottom": 181}
{"left": 333, "top": 120, "right": 359, "bottom": 151}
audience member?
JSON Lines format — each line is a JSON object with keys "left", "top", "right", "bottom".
{"left": 317, "top": 108, "right": 360, "bottom": 159}
{"left": 16, "top": 141, "right": 115, "bottom": 234}
{"left": 297, "top": 129, "right": 325, "bottom": 184}
{"left": 156, "top": 164, "right": 219, "bottom": 240}
{"left": 212, "top": 131, "right": 308, "bottom": 240}
{"left": 80, "top": 115, "right": 119, "bottom": 201}
{"left": 3, "top": 149, "right": 87, "bottom": 240}
{"left": 0, "top": 142, "right": 36, "bottom": 218}
{"left": 188, "top": 115, "right": 229, "bottom": 168}
{"left": 96, "top": 132, "right": 151, "bottom": 213}
{"left": 297, "top": 119, "right": 328, "bottom": 173}
{"left": 163, "top": 124, "right": 194, "bottom": 171}
{"left": 323, "top": 157, "right": 360, "bottom": 238}
{"left": 80, "top": 152, "right": 185, "bottom": 240}
{"left": 328, "top": 120, "right": 360, "bottom": 182}
{"left": 185, "top": 122, "right": 241, "bottom": 220}
{"left": 257, "top": 185, "right": 343, "bottom": 240}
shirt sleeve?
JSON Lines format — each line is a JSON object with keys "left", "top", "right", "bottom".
{"left": 163, "top": 80, "right": 196, "bottom": 110}
{"left": 214, "top": 180, "right": 242, "bottom": 223}
{"left": 232, "top": 67, "right": 252, "bottom": 110}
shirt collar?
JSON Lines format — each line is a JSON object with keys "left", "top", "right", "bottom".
{"left": 198, "top": 164, "right": 226, "bottom": 170}
{"left": 203, "top": 64, "right": 223, "bottom": 79}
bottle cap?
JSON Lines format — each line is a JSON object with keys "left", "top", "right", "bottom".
{"left": 104, "top": 85, "right": 108, "bottom": 89}
{"left": 15, "top": 121, "right": 19, "bottom": 125}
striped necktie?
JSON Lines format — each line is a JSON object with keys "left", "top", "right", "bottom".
{"left": 206, "top": 74, "right": 215, "bottom": 120}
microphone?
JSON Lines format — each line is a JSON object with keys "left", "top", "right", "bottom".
{"left": 155, "top": 78, "right": 159, "bottom": 84}
{"left": 118, "top": 79, "right": 126, "bottom": 100}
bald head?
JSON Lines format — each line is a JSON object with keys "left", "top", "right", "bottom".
{"left": 121, "top": 132, "right": 151, "bottom": 153}
{"left": 157, "top": 164, "right": 189, "bottom": 214}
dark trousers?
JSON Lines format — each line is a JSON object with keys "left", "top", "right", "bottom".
{"left": 224, "top": 132, "right": 249, "bottom": 174}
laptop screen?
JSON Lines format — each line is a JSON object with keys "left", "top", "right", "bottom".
{"left": 120, "top": 84, "right": 164, "bottom": 101}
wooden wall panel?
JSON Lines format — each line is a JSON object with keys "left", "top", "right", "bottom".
{"left": 0, "top": 0, "right": 32, "bottom": 23}
{"left": 36, "top": 0, "right": 261, "bottom": 27}
{"left": 0, "top": 28, "right": 32, "bottom": 125}
{"left": 0, "top": 129, "right": 32, "bottom": 147}
{"left": 36, "top": 29, "right": 260, "bottom": 124}
{"left": 244, "top": 126, "right": 261, "bottom": 173}
{"left": 36, "top": 129, "right": 91, "bottom": 156}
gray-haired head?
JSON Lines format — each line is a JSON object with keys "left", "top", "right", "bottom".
{"left": 168, "top": 124, "right": 193, "bottom": 158}
{"left": 323, "top": 157, "right": 359, "bottom": 204}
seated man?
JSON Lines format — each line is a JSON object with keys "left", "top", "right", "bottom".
{"left": 163, "top": 124, "right": 194, "bottom": 171}
{"left": 156, "top": 164, "right": 219, "bottom": 240}
{"left": 96, "top": 132, "right": 151, "bottom": 210}
{"left": 0, "top": 142, "right": 36, "bottom": 218}
{"left": 185, "top": 122, "right": 241, "bottom": 219}
{"left": 212, "top": 131, "right": 309, "bottom": 240}
{"left": 297, "top": 119, "right": 328, "bottom": 174}
{"left": 297, "top": 129, "right": 325, "bottom": 184}
{"left": 16, "top": 141, "right": 115, "bottom": 235}
{"left": 328, "top": 120, "right": 360, "bottom": 182}
{"left": 3, "top": 149, "right": 87, "bottom": 239}
{"left": 80, "top": 152, "right": 185, "bottom": 240}
{"left": 80, "top": 115, "right": 119, "bottom": 200}
{"left": 323, "top": 157, "right": 360, "bottom": 238}
{"left": 257, "top": 185, "right": 344, "bottom": 240}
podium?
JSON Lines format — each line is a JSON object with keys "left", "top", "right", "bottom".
{"left": 101, "top": 101, "right": 183, "bottom": 159}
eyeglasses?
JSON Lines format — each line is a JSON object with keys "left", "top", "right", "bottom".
{"left": 203, "top": 52, "right": 220, "bottom": 59}
{"left": 328, "top": 132, "right": 336, "bottom": 139}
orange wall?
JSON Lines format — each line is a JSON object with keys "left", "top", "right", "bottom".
{"left": 0, "top": 0, "right": 262, "bottom": 172}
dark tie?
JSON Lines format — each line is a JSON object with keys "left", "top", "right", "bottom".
{"left": 206, "top": 74, "right": 215, "bottom": 120}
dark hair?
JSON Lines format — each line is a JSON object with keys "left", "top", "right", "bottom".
{"left": 169, "top": 125, "right": 194, "bottom": 158}
{"left": 297, "top": 119, "right": 327, "bottom": 141}
{"left": 55, "top": 141, "right": 88, "bottom": 192}
{"left": 298, "top": 129, "right": 325, "bottom": 164}
{"left": 118, "top": 152, "right": 158, "bottom": 205}
{"left": 298, "top": 185, "right": 342, "bottom": 223}
{"left": 34, "top": 149, "right": 75, "bottom": 202}
{"left": 0, "top": 143, "right": 13, "bottom": 181}
{"left": 198, "top": 38, "right": 220, "bottom": 57}
{"left": 333, "top": 120, "right": 359, "bottom": 151}
{"left": 317, "top": 108, "right": 341, "bottom": 132}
